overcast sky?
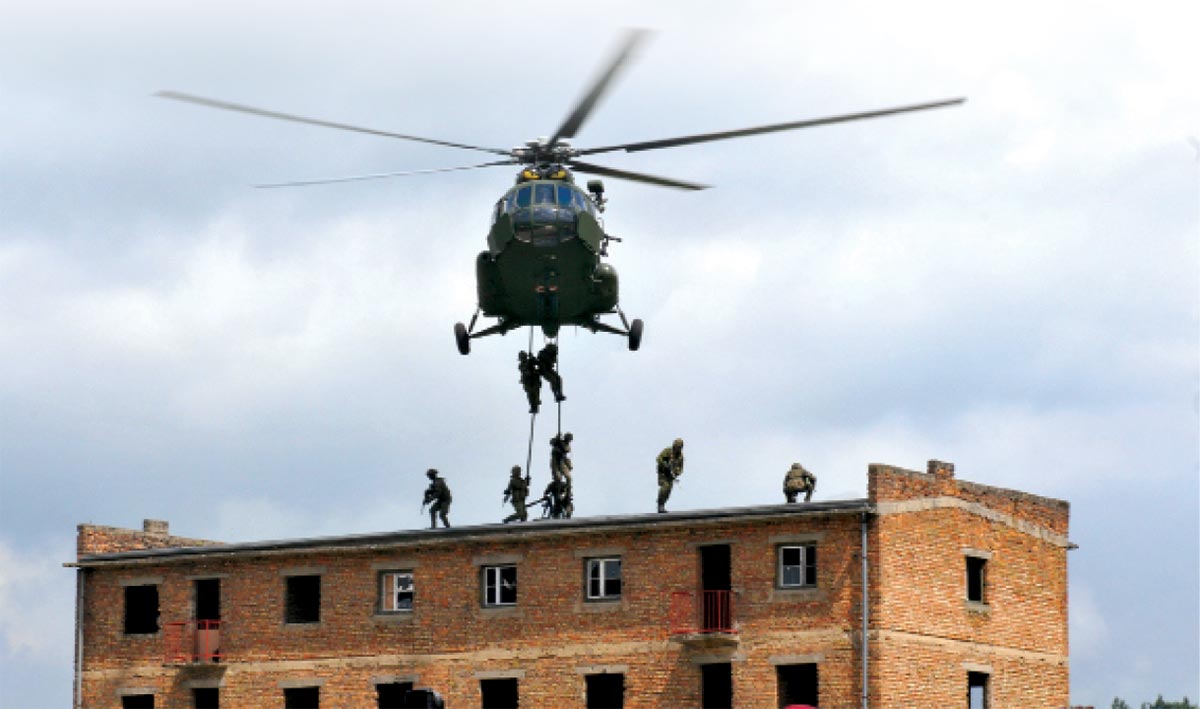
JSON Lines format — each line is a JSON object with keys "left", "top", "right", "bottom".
{"left": 1, "top": 1, "right": 1197, "bottom": 705}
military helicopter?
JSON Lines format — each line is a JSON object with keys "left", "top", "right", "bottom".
{"left": 157, "top": 31, "right": 962, "bottom": 355}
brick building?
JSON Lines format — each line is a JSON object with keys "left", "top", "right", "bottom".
{"left": 68, "top": 460, "right": 1072, "bottom": 708}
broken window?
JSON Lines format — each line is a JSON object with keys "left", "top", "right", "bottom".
{"left": 586, "top": 558, "right": 622, "bottom": 600}
{"left": 380, "top": 571, "right": 415, "bottom": 613}
{"left": 968, "top": 671, "right": 989, "bottom": 708}
{"left": 124, "top": 584, "right": 159, "bottom": 635}
{"left": 192, "top": 687, "right": 219, "bottom": 709}
{"left": 121, "top": 695, "right": 155, "bottom": 709}
{"left": 285, "top": 575, "right": 321, "bottom": 624}
{"left": 480, "top": 677, "right": 519, "bottom": 709}
{"left": 586, "top": 673, "right": 624, "bottom": 709}
{"left": 375, "top": 681, "right": 413, "bottom": 708}
{"left": 966, "top": 556, "right": 987, "bottom": 604}
{"left": 776, "top": 663, "right": 818, "bottom": 707}
{"left": 284, "top": 686, "right": 320, "bottom": 708}
{"left": 778, "top": 544, "right": 817, "bottom": 588}
{"left": 483, "top": 565, "right": 517, "bottom": 607}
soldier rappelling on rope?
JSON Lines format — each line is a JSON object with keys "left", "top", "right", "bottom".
{"left": 550, "top": 432, "right": 573, "bottom": 482}
{"left": 518, "top": 350, "right": 542, "bottom": 414}
{"left": 536, "top": 343, "right": 566, "bottom": 403}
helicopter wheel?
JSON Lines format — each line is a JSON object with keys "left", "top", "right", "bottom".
{"left": 628, "top": 318, "right": 644, "bottom": 351}
{"left": 454, "top": 322, "right": 471, "bottom": 355}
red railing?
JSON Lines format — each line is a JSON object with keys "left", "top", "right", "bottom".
{"left": 669, "top": 590, "right": 735, "bottom": 635}
{"left": 163, "top": 620, "right": 223, "bottom": 664}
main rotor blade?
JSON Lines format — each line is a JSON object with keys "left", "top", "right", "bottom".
{"left": 156, "top": 91, "right": 512, "bottom": 157}
{"left": 254, "top": 160, "right": 514, "bottom": 188}
{"left": 548, "top": 29, "right": 649, "bottom": 147}
{"left": 579, "top": 97, "right": 966, "bottom": 155}
{"left": 569, "top": 160, "right": 709, "bottom": 191}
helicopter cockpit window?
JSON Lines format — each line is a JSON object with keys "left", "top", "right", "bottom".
{"left": 557, "top": 185, "right": 575, "bottom": 207}
{"left": 515, "top": 186, "right": 533, "bottom": 208}
{"left": 534, "top": 183, "right": 556, "bottom": 205}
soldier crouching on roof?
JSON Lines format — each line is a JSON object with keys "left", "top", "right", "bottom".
{"left": 656, "top": 438, "right": 684, "bottom": 513}
{"left": 422, "top": 469, "right": 452, "bottom": 528}
{"left": 783, "top": 463, "right": 816, "bottom": 503}
{"left": 502, "top": 465, "right": 529, "bottom": 523}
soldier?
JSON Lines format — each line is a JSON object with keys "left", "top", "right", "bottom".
{"left": 550, "top": 432, "right": 574, "bottom": 482}
{"left": 655, "top": 438, "right": 684, "bottom": 513}
{"left": 536, "top": 343, "right": 566, "bottom": 403}
{"left": 518, "top": 351, "right": 542, "bottom": 414}
{"left": 421, "top": 469, "right": 452, "bottom": 529}
{"left": 783, "top": 463, "right": 817, "bottom": 503}
{"left": 502, "top": 465, "right": 530, "bottom": 523}
{"left": 538, "top": 473, "right": 570, "bottom": 519}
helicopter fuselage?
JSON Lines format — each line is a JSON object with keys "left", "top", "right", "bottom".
{"left": 476, "top": 178, "right": 618, "bottom": 338}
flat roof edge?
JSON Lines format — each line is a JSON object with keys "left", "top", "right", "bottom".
{"left": 70, "top": 499, "right": 872, "bottom": 567}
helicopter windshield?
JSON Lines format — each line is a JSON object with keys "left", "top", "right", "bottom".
{"left": 500, "top": 181, "right": 593, "bottom": 244}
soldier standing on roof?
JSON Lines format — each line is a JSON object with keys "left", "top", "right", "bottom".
{"left": 783, "top": 463, "right": 817, "bottom": 503}
{"left": 536, "top": 343, "right": 566, "bottom": 403}
{"left": 518, "top": 351, "right": 542, "bottom": 414}
{"left": 656, "top": 438, "right": 684, "bottom": 513}
{"left": 502, "top": 465, "right": 530, "bottom": 523}
{"left": 422, "top": 469, "right": 452, "bottom": 529}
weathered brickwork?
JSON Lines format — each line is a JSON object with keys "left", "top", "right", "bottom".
{"left": 71, "top": 461, "right": 1070, "bottom": 708}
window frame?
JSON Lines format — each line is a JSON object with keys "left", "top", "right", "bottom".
{"left": 482, "top": 564, "right": 518, "bottom": 607}
{"left": 123, "top": 584, "right": 160, "bottom": 635}
{"left": 585, "top": 557, "right": 623, "bottom": 601}
{"left": 777, "top": 543, "right": 818, "bottom": 589}
{"left": 966, "top": 555, "right": 988, "bottom": 605}
{"left": 284, "top": 574, "right": 322, "bottom": 625}
{"left": 378, "top": 570, "right": 415, "bottom": 614}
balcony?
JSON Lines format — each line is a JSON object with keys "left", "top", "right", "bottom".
{"left": 163, "top": 620, "right": 223, "bottom": 664}
{"left": 669, "top": 590, "right": 737, "bottom": 648}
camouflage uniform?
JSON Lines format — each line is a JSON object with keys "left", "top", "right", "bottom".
{"left": 502, "top": 465, "right": 530, "bottom": 523}
{"left": 783, "top": 463, "right": 816, "bottom": 503}
{"left": 541, "top": 474, "right": 571, "bottom": 520}
{"left": 536, "top": 343, "right": 566, "bottom": 403}
{"left": 550, "top": 432, "right": 574, "bottom": 482}
{"left": 422, "top": 469, "right": 452, "bottom": 529}
{"left": 518, "top": 351, "right": 542, "bottom": 414}
{"left": 656, "top": 438, "right": 684, "bottom": 513}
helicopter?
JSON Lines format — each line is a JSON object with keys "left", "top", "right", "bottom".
{"left": 157, "top": 31, "right": 963, "bottom": 355}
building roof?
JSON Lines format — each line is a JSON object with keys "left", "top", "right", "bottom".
{"left": 70, "top": 499, "right": 871, "bottom": 568}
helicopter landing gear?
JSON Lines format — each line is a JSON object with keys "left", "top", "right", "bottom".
{"left": 628, "top": 318, "right": 644, "bottom": 351}
{"left": 454, "top": 322, "right": 470, "bottom": 355}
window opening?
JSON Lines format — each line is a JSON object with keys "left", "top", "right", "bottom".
{"left": 778, "top": 544, "right": 817, "bottom": 588}
{"left": 776, "top": 663, "right": 818, "bottom": 708}
{"left": 195, "top": 579, "right": 220, "bottom": 621}
{"left": 585, "top": 673, "right": 624, "bottom": 709}
{"left": 124, "top": 584, "right": 159, "bottom": 635}
{"left": 376, "top": 681, "right": 413, "bottom": 708}
{"left": 483, "top": 565, "right": 517, "bottom": 606}
{"left": 968, "top": 671, "right": 989, "bottom": 709}
{"left": 284, "top": 686, "right": 320, "bottom": 708}
{"left": 380, "top": 571, "right": 415, "bottom": 612}
{"left": 587, "top": 558, "right": 622, "bottom": 600}
{"left": 701, "top": 663, "right": 733, "bottom": 709}
{"left": 285, "top": 575, "right": 321, "bottom": 624}
{"left": 966, "top": 556, "right": 987, "bottom": 603}
{"left": 480, "top": 677, "right": 519, "bottom": 709}
{"left": 122, "top": 695, "right": 155, "bottom": 709}
{"left": 192, "top": 687, "right": 219, "bottom": 709}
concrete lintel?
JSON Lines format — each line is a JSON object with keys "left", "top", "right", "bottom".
{"left": 183, "top": 678, "right": 225, "bottom": 689}
{"left": 371, "top": 560, "right": 420, "bottom": 571}
{"left": 116, "top": 687, "right": 157, "bottom": 696}
{"left": 473, "top": 669, "right": 526, "bottom": 680}
{"left": 769, "top": 653, "right": 824, "bottom": 665}
{"left": 573, "top": 547, "right": 625, "bottom": 559}
{"left": 278, "top": 678, "right": 326, "bottom": 688}
{"left": 576, "top": 664, "right": 629, "bottom": 675}
{"left": 279, "top": 566, "right": 326, "bottom": 577}
{"left": 119, "top": 576, "right": 163, "bottom": 587}
{"left": 963, "top": 661, "right": 993, "bottom": 674}
{"left": 371, "top": 674, "right": 420, "bottom": 685}
{"left": 769, "top": 532, "right": 827, "bottom": 545}
{"left": 472, "top": 553, "right": 522, "bottom": 566}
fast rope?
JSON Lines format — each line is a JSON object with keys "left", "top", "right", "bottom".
{"left": 524, "top": 327, "right": 536, "bottom": 477}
